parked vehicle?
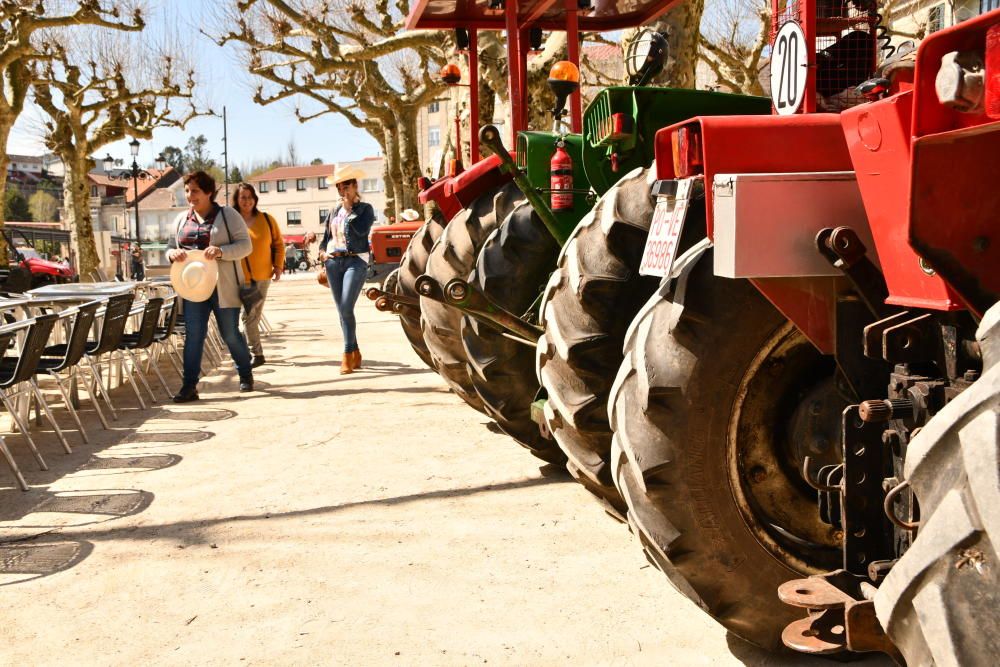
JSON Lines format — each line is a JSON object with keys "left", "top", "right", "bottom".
{"left": 2, "top": 229, "right": 76, "bottom": 289}
{"left": 371, "top": 1, "right": 1000, "bottom": 662}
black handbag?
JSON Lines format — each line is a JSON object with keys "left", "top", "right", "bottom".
{"left": 219, "top": 208, "right": 264, "bottom": 310}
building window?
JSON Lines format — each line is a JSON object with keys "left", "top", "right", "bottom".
{"left": 428, "top": 100, "right": 440, "bottom": 114}
{"left": 428, "top": 126, "right": 441, "bottom": 147}
{"left": 980, "top": 0, "right": 999, "bottom": 13}
{"left": 259, "top": 181, "right": 269, "bottom": 193}
{"left": 296, "top": 178, "right": 306, "bottom": 191}
{"left": 287, "top": 210, "right": 302, "bottom": 225}
{"left": 318, "top": 176, "right": 328, "bottom": 190}
{"left": 361, "top": 178, "right": 380, "bottom": 193}
{"left": 90, "top": 185, "right": 99, "bottom": 197}
{"left": 319, "top": 208, "right": 330, "bottom": 224}
{"left": 277, "top": 180, "right": 287, "bottom": 192}
{"left": 927, "top": 4, "right": 945, "bottom": 33}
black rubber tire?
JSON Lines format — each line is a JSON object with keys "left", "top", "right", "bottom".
{"left": 396, "top": 211, "right": 447, "bottom": 370}
{"left": 536, "top": 166, "right": 659, "bottom": 510}
{"left": 874, "top": 302, "right": 1000, "bottom": 666}
{"left": 381, "top": 267, "right": 399, "bottom": 294}
{"left": 421, "top": 183, "right": 522, "bottom": 412}
{"left": 461, "top": 201, "right": 565, "bottom": 464}
{"left": 610, "top": 250, "right": 822, "bottom": 650}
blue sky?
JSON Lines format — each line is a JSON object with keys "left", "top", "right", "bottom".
{"left": 8, "top": 0, "right": 381, "bottom": 170}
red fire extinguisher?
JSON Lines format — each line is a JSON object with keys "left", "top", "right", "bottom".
{"left": 550, "top": 139, "right": 573, "bottom": 212}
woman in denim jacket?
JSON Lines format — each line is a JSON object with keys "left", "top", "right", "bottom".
{"left": 319, "top": 166, "right": 375, "bottom": 374}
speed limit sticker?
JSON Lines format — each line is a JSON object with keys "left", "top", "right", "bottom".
{"left": 639, "top": 178, "right": 694, "bottom": 278}
{"left": 770, "top": 21, "right": 808, "bottom": 116}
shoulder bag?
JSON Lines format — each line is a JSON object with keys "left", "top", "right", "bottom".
{"left": 219, "top": 208, "right": 264, "bottom": 310}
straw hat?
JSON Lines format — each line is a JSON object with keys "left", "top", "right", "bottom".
{"left": 400, "top": 208, "right": 420, "bottom": 222}
{"left": 332, "top": 165, "right": 366, "bottom": 185}
{"left": 169, "top": 249, "right": 218, "bottom": 302}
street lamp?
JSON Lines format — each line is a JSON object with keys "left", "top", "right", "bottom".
{"left": 103, "top": 140, "right": 167, "bottom": 264}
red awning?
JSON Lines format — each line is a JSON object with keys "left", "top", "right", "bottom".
{"left": 284, "top": 234, "right": 306, "bottom": 245}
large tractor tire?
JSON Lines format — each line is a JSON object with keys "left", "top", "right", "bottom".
{"left": 536, "top": 166, "right": 659, "bottom": 510}
{"left": 610, "top": 250, "right": 844, "bottom": 650}
{"left": 874, "top": 302, "right": 1000, "bottom": 666}
{"left": 461, "top": 201, "right": 564, "bottom": 464}
{"left": 421, "top": 183, "right": 522, "bottom": 412}
{"left": 396, "top": 211, "right": 446, "bottom": 369}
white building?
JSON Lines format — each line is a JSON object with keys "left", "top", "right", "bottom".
{"left": 251, "top": 158, "right": 387, "bottom": 245}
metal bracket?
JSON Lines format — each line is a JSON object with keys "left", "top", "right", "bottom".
{"left": 364, "top": 286, "right": 420, "bottom": 314}
{"left": 841, "top": 405, "right": 895, "bottom": 574}
{"left": 778, "top": 570, "right": 903, "bottom": 664}
{"left": 817, "top": 226, "right": 892, "bottom": 319}
{"left": 415, "top": 274, "right": 542, "bottom": 345}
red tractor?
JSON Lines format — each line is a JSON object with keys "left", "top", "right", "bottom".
{"left": 608, "top": 4, "right": 1000, "bottom": 663}
{"left": 377, "top": 0, "right": 999, "bottom": 662}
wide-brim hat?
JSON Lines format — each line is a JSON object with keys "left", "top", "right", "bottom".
{"left": 400, "top": 208, "right": 420, "bottom": 221}
{"left": 332, "top": 165, "right": 366, "bottom": 186}
{"left": 170, "top": 249, "right": 218, "bottom": 302}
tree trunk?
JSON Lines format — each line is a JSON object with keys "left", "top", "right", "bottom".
{"left": 0, "top": 115, "right": 16, "bottom": 264}
{"left": 64, "top": 155, "right": 101, "bottom": 280}
{"left": 396, "top": 108, "right": 422, "bottom": 211}
{"left": 382, "top": 125, "right": 403, "bottom": 223}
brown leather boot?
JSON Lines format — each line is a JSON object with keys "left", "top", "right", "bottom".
{"left": 340, "top": 354, "right": 353, "bottom": 375}
{"left": 350, "top": 349, "right": 362, "bottom": 370}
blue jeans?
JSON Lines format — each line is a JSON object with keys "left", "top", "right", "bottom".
{"left": 325, "top": 256, "right": 368, "bottom": 353}
{"left": 182, "top": 290, "right": 253, "bottom": 387}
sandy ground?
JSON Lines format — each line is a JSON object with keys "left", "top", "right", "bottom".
{"left": 0, "top": 276, "right": 890, "bottom": 666}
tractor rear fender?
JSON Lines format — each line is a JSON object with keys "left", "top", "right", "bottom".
{"left": 841, "top": 91, "right": 965, "bottom": 313}
{"left": 652, "top": 114, "right": 855, "bottom": 354}
{"left": 417, "top": 154, "right": 515, "bottom": 221}
{"left": 907, "top": 9, "right": 1000, "bottom": 318}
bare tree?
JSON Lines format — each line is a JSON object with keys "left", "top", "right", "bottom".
{"left": 698, "top": 0, "right": 770, "bottom": 95}
{"left": 0, "top": 0, "right": 144, "bottom": 260}
{"left": 32, "top": 31, "right": 201, "bottom": 278}
{"left": 213, "top": 0, "right": 453, "bottom": 219}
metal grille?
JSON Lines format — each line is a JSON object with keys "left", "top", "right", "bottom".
{"left": 516, "top": 134, "right": 527, "bottom": 170}
{"left": 584, "top": 92, "right": 612, "bottom": 147}
{"left": 771, "top": 0, "right": 879, "bottom": 112}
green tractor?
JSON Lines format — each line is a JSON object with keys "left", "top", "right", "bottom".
{"left": 385, "top": 2, "right": 770, "bottom": 505}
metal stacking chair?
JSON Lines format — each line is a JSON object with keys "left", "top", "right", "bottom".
{"left": 78, "top": 293, "right": 136, "bottom": 419}
{"left": 0, "top": 328, "right": 29, "bottom": 490}
{"left": 35, "top": 300, "right": 106, "bottom": 442}
{"left": 0, "top": 313, "right": 71, "bottom": 470}
{"left": 151, "top": 295, "right": 183, "bottom": 381}
{"left": 118, "top": 297, "right": 165, "bottom": 402}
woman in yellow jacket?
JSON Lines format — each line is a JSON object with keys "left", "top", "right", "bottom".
{"left": 233, "top": 182, "right": 285, "bottom": 367}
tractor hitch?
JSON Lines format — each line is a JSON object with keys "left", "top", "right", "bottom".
{"left": 479, "top": 125, "right": 570, "bottom": 245}
{"left": 415, "top": 274, "right": 542, "bottom": 346}
{"left": 778, "top": 570, "right": 903, "bottom": 664}
{"left": 364, "top": 286, "right": 419, "bottom": 315}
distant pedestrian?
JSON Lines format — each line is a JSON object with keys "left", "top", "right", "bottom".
{"left": 319, "top": 165, "right": 375, "bottom": 374}
{"left": 130, "top": 244, "right": 145, "bottom": 281}
{"left": 285, "top": 244, "right": 298, "bottom": 273}
{"left": 166, "top": 170, "right": 254, "bottom": 402}
{"left": 233, "top": 182, "right": 284, "bottom": 368}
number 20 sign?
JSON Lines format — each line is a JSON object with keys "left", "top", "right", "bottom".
{"left": 770, "top": 21, "right": 808, "bottom": 116}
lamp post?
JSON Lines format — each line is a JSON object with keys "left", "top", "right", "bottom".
{"left": 104, "top": 141, "right": 166, "bottom": 278}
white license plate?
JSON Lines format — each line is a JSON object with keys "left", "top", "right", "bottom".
{"left": 639, "top": 178, "right": 694, "bottom": 278}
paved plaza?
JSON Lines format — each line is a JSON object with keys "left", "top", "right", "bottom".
{"left": 0, "top": 276, "right": 886, "bottom": 665}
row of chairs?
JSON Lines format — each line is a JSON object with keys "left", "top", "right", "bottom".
{"left": 0, "top": 292, "right": 195, "bottom": 491}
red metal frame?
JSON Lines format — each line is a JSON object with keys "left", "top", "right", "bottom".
{"left": 406, "top": 0, "right": 681, "bottom": 32}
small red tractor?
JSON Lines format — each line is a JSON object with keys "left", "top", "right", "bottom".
{"left": 369, "top": 0, "right": 1000, "bottom": 662}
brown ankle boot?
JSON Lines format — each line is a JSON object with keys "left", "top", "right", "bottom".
{"left": 350, "top": 349, "right": 362, "bottom": 370}
{"left": 340, "top": 354, "right": 354, "bottom": 375}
